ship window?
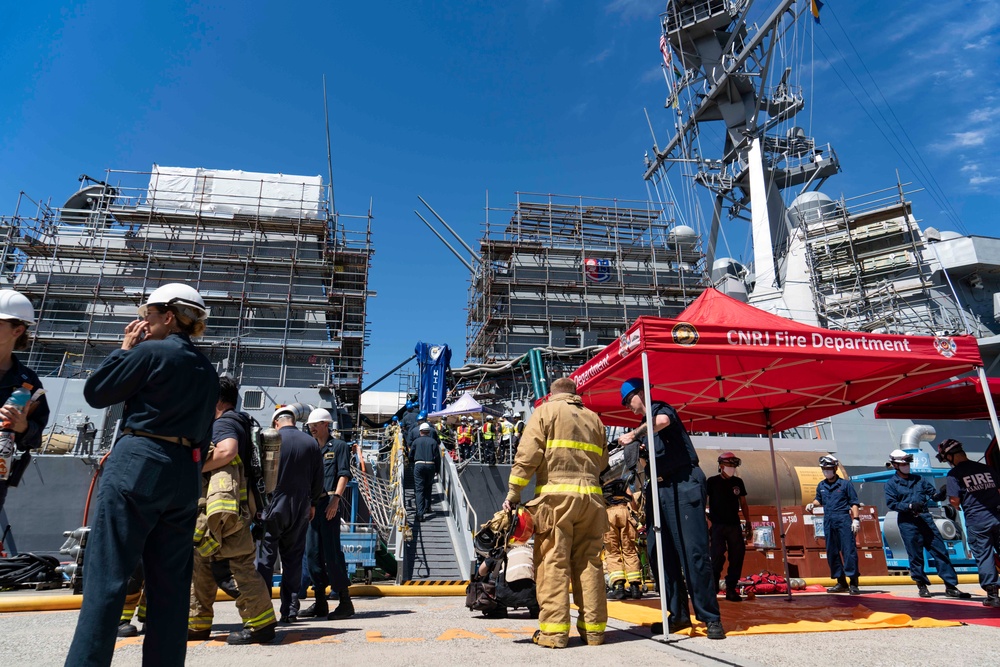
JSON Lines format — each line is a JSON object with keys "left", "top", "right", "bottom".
{"left": 242, "top": 390, "right": 264, "bottom": 411}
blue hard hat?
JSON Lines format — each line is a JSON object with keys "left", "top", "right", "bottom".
{"left": 418, "top": 410, "right": 427, "bottom": 419}
{"left": 621, "top": 378, "right": 644, "bottom": 406}
{"left": 392, "top": 415, "right": 399, "bottom": 422}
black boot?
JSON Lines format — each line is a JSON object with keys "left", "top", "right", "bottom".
{"left": 299, "top": 599, "right": 329, "bottom": 618}
{"left": 629, "top": 582, "right": 643, "bottom": 599}
{"left": 227, "top": 623, "right": 277, "bottom": 645}
{"left": 117, "top": 622, "right": 138, "bottom": 638}
{"left": 849, "top": 578, "right": 860, "bottom": 596}
{"left": 917, "top": 583, "right": 931, "bottom": 598}
{"left": 328, "top": 589, "right": 355, "bottom": 619}
{"left": 945, "top": 585, "right": 971, "bottom": 599}
{"left": 610, "top": 581, "right": 626, "bottom": 600}
{"left": 984, "top": 585, "right": 1000, "bottom": 608}
{"left": 827, "top": 578, "right": 849, "bottom": 594}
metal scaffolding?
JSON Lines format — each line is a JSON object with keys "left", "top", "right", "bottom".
{"left": 467, "top": 192, "right": 706, "bottom": 364}
{"left": 0, "top": 166, "right": 374, "bottom": 415}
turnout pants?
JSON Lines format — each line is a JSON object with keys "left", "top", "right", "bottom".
{"left": 305, "top": 495, "right": 351, "bottom": 601}
{"left": 824, "top": 516, "right": 859, "bottom": 582}
{"left": 66, "top": 437, "right": 201, "bottom": 667}
{"left": 531, "top": 492, "right": 608, "bottom": 647}
{"left": 710, "top": 523, "right": 747, "bottom": 590}
{"left": 604, "top": 504, "right": 641, "bottom": 585}
{"left": 647, "top": 466, "right": 721, "bottom": 625}
{"left": 898, "top": 515, "right": 959, "bottom": 586}
{"left": 120, "top": 562, "right": 146, "bottom": 624}
{"left": 189, "top": 518, "right": 275, "bottom": 633}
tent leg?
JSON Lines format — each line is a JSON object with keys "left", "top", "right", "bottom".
{"left": 767, "top": 427, "right": 794, "bottom": 602}
{"left": 641, "top": 352, "right": 672, "bottom": 638}
{"left": 978, "top": 366, "right": 1000, "bottom": 443}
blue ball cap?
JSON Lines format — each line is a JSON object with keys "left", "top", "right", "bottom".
{"left": 621, "top": 378, "right": 644, "bottom": 406}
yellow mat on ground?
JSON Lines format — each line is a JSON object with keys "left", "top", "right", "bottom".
{"left": 605, "top": 597, "right": 960, "bottom": 636}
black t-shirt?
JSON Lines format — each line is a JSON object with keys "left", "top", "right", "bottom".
{"left": 707, "top": 474, "right": 747, "bottom": 525}
{"left": 641, "top": 402, "right": 699, "bottom": 475}
{"left": 947, "top": 460, "right": 1000, "bottom": 524}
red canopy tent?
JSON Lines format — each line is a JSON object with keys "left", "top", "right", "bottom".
{"left": 572, "top": 289, "right": 982, "bottom": 433}
{"left": 874, "top": 376, "right": 1000, "bottom": 421}
{"left": 571, "top": 289, "right": 983, "bottom": 628}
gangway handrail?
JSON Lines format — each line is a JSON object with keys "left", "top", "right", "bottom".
{"left": 438, "top": 447, "right": 476, "bottom": 580}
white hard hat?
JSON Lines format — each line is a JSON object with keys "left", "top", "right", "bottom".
{"left": 272, "top": 406, "right": 297, "bottom": 422}
{"left": 888, "top": 449, "right": 913, "bottom": 465}
{"left": 307, "top": 408, "right": 334, "bottom": 425}
{"left": 0, "top": 290, "right": 36, "bottom": 325}
{"left": 139, "top": 283, "right": 208, "bottom": 321}
{"left": 419, "top": 422, "right": 431, "bottom": 432}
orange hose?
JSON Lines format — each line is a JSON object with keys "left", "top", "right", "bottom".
{"left": 82, "top": 450, "right": 112, "bottom": 525}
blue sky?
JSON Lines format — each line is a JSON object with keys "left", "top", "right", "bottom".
{"left": 2, "top": 1, "right": 998, "bottom": 386}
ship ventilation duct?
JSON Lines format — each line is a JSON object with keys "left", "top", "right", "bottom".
{"left": 899, "top": 424, "right": 936, "bottom": 449}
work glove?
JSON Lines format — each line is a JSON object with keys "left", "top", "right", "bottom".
{"left": 851, "top": 519, "right": 860, "bottom": 535}
{"left": 909, "top": 501, "right": 925, "bottom": 514}
{"left": 805, "top": 502, "right": 816, "bottom": 513}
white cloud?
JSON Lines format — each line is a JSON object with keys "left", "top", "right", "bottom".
{"left": 641, "top": 65, "right": 666, "bottom": 83}
{"left": 952, "top": 131, "right": 987, "bottom": 147}
{"left": 571, "top": 101, "right": 589, "bottom": 117}
{"left": 587, "top": 46, "right": 614, "bottom": 65}
{"left": 969, "top": 174, "right": 998, "bottom": 186}
{"left": 969, "top": 106, "right": 1000, "bottom": 124}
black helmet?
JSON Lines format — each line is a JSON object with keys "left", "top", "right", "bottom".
{"left": 474, "top": 526, "right": 501, "bottom": 558}
{"left": 936, "top": 439, "right": 964, "bottom": 462}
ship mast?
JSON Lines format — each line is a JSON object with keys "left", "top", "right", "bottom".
{"left": 646, "top": 0, "right": 840, "bottom": 320}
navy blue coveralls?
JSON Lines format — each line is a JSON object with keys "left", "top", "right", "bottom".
{"left": 0, "top": 356, "right": 49, "bottom": 516}
{"left": 66, "top": 333, "right": 218, "bottom": 667}
{"left": 410, "top": 434, "right": 438, "bottom": 518}
{"left": 884, "top": 471, "right": 959, "bottom": 586}
{"left": 947, "top": 460, "right": 1000, "bottom": 589}
{"left": 255, "top": 425, "right": 323, "bottom": 619}
{"left": 814, "top": 475, "right": 860, "bottom": 583}
{"left": 641, "top": 402, "right": 720, "bottom": 627}
{"left": 305, "top": 435, "right": 353, "bottom": 604}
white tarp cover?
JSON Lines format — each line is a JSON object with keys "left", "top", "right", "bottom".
{"left": 428, "top": 392, "right": 501, "bottom": 419}
{"left": 146, "top": 165, "right": 324, "bottom": 219}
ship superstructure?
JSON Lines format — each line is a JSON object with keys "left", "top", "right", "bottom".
{"left": 643, "top": 0, "right": 998, "bottom": 352}
{"left": 461, "top": 192, "right": 705, "bottom": 401}
{"left": 1, "top": 166, "right": 374, "bottom": 444}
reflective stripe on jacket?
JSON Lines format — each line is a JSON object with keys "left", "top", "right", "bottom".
{"left": 506, "top": 393, "right": 607, "bottom": 503}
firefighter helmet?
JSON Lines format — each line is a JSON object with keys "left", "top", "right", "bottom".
{"left": 888, "top": 449, "right": 913, "bottom": 466}
{"left": 509, "top": 507, "right": 534, "bottom": 544}
{"left": 936, "top": 439, "right": 964, "bottom": 462}
{"left": 818, "top": 454, "right": 840, "bottom": 469}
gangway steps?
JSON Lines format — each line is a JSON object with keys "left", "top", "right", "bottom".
{"left": 402, "top": 465, "right": 463, "bottom": 580}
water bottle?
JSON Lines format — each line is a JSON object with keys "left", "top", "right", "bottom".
{"left": 0, "top": 386, "right": 32, "bottom": 481}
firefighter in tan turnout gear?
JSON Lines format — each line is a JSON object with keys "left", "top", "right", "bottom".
{"left": 503, "top": 377, "right": 609, "bottom": 649}
{"left": 188, "top": 376, "right": 277, "bottom": 644}
{"left": 603, "top": 478, "right": 643, "bottom": 600}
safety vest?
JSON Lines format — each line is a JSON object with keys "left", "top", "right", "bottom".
{"left": 482, "top": 422, "right": 495, "bottom": 441}
{"left": 456, "top": 425, "right": 471, "bottom": 444}
{"left": 501, "top": 420, "right": 514, "bottom": 437}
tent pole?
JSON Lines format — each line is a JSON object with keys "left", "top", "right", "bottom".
{"left": 641, "top": 352, "right": 671, "bottom": 638}
{"left": 766, "top": 421, "right": 794, "bottom": 602}
{"left": 977, "top": 366, "right": 1000, "bottom": 442}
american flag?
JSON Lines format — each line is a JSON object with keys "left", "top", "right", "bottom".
{"left": 659, "top": 34, "right": 671, "bottom": 65}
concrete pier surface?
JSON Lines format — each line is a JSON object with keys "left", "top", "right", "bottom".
{"left": 2, "top": 584, "right": 999, "bottom": 666}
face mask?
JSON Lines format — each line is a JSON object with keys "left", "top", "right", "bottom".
{"left": 897, "top": 464, "right": 910, "bottom": 475}
{"left": 722, "top": 466, "right": 737, "bottom": 477}
{"left": 823, "top": 469, "right": 836, "bottom": 480}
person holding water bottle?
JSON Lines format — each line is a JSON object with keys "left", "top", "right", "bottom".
{"left": 0, "top": 289, "right": 49, "bottom": 518}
